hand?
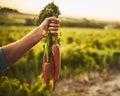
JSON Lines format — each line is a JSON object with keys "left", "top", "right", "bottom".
{"left": 37, "top": 17, "right": 59, "bottom": 37}
{"left": 2, "top": 17, "right": 59, "bottom": 66}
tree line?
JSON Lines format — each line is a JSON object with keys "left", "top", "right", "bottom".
{"left": 0, "top": 6, "right": 19, "bottom": 13}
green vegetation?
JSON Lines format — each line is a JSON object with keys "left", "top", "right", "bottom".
{"left": 36, "top": 2, "right": 60, "bottom": 25}
{"left": 0, "top": 6, "right": 36, "bottom": 25}
{"left": 0, "top": 12, "right": 36, "bottom": 25}
{"left": 0, "top": 8, "right": 120, "bottom": 28}
{"left": 60, "top": 17, "right": 120, "bottom": 28}
{"left": 0, "top": 6, "right": 19, "bottom": 13}
{"left": 0, "top": 26, "right": 120, "bottom": 95}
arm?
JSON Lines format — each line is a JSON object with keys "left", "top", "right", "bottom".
{"left": 2, "top": 17, "right": 59, "bottom": 66}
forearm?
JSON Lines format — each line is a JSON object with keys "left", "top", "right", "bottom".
{"left": 2, "top": 26, "right": 44, "bottom": 66}
{"left": 1, "top": 17, "right": 59, "bottom": 67}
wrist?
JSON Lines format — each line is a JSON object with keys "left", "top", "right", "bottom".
{"left": 35, "top": 26, "right": 46, "bottom": 39}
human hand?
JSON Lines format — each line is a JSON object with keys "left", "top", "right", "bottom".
{"left": 37, "top": 17, "right": 59, "bottom": 37}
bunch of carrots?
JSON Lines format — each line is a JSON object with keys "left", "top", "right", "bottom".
{"left": 36, "top": 2, "right": 61, "bottom": 90}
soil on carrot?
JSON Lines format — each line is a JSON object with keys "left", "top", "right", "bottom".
{"left": 52, "top": 70, "right": 120, "bottom": 96}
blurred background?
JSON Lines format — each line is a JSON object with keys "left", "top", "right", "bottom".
{"left": 0, "top": 0, "right": 120, "bottom": 96}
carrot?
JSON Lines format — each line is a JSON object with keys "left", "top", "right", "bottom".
{"left": 50, "top": 56, "right": 56, "bottom": 90}
{"left": 50, "top": 56, "right": 55, "bottom": 77}
{"left": 43, "top": 62, "right": 51, "bottom": 89}
{"left": 41, "top": 52, "right": 51, "bottom": 89}
{"left": 37, "top": 1, "right": 61, "bottom": 90}
{"left": 52, "top": 44, "right": 61, "bottom": 81}
{"left": 42, "top": 41, "right": 61, "bottom": 90}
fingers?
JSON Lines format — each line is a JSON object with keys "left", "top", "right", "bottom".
{"left": 50, "top": 31, "right": 58, "bottom": 35}
{"left": 48, "top": 27, "right": 58, "bottom": 31}
{"left": 46, "top": 17, "right": 59, "bottom": 23}
{"left": 47, "top": 17, "right": 59, "bottom": 35}
{"left": 49, "top": 23, "right": 59, "bottom": 27}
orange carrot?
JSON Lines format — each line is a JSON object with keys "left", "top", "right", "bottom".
{"left": 50, "top": 56, "right": 56, "bottom": 90}
{"left": 52, "top": 44, "right": 61, "bottom": 81}
{"left": 43, "top": 62, "right": 51, "bottom": 89}
{"left": 50, "top": 56, "right": 55, "bottom": 77}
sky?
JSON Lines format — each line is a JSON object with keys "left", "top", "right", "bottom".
{"left": 0, "top": 0, "right": 120, "bottom": 21}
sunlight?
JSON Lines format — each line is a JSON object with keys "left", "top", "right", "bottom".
{"left": 0, "top": 0, "right": 52, "bottom": 14}
{"left": 0, "top": 0, "right": 120, "bottom": 21}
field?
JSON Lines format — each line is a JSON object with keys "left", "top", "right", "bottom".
{"left": 0, "top": 12, "right": 37, "bottom": 25}
{"left": 0, "top": 26, "right": 120, "bottom": 96}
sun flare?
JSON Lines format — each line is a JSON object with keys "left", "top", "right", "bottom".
{"left": 0, "top": 0, "right": 120, "bottom": 21}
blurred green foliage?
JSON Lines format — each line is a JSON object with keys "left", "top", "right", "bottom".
{"left": 0, "top": 75, "right": 52, "bottom": 96}
{"left": 0, "top": 11, "right": 120, "bottom": 29}
{"left": 36, "top": 2, "right": 60, "bottom": 25}
{"left": 0, "top": 26, "right": 120, "bottom": 95}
